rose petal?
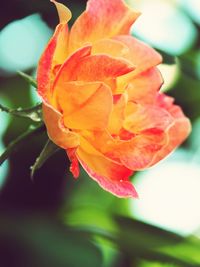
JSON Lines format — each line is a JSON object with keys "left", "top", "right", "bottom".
{"left": 51, "top": 0, "right": 72, "bottom": 23}
{"left": 37, "top": 23, "right": 69, "bottom": 102}
{"left": 66, "top": 148, "right": 80, "bottom": 178}
{"left": 123, "top": 102, "right": 173, "bottom": 133}
{"left": 53, "top": 49, "right": 134, "bottom": 92}
{"left": 81, "top": 129, "right": 167, "bottom": 170}
{"left": 92, "top": 38, "right": 129, "bottom": 58}
{"left": 118, "top": 67, "right": 163, "bottom": 104}
{"left": 56, "top": 81, "right": 112, "bottom": 130}
{"left": 69, "top": 0, "right": 140, "bottom": 52}
{"left": 77, "top": 136, "right": 137, "bottom": 198}
{"left": 43, "top": 102, "right": 80, "bottom": 149}
{"left": 109, "top": 128, "right": 167, "bottom": 170}
{"left": 108, "top": 94, "right": 127, "bottom": 135}
{"left": 150, "top": 94, "right": 191, "bottom": 165}
{"left": 115, "top": 35, "right": 162, "bottom": 76}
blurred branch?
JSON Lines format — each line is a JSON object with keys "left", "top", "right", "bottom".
{"left": 0, "top": 103, "right": 42, "bottom": 122}
{"left": 31, "top": 138, "right": 60, "bottom": 179}
{"left": 17, "top": 71, "right": 37, "bottom": 88}
{"left": 0, "top": 124, "right": 46, "bottom": 166}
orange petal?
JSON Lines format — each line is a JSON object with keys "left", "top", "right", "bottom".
{"left": 37, "top": 23, "right": 69, "bottom": 102}
{"left": 42, "top": 102, "right": 80, "bottom": 149}
{"left": 92, "top": 38, "right": 129, "bottom": 58}
{"left": 106, "top": 128, "right": 168, "bottom": 170}
{"left": 53, "top": 49, "right": 134, "bottom": 92}
{"left": 150, "top": 94, "right": 191, "bottom": 165}
{"left": 77, "top": 136, "right": 137, "bottom": 198}
{"left": 124, "top": 67, "right": 163, "bottom": 104}
{"left": 115, "top": 36, "right": 162, "bottom": 76}
{"left": 69, "top": 0, "right": 140, "bottom": 52}
{"left": 56, "top": 81, "right": 113, "bottom": 130}
{"left": 50, "top": 0, "right": 72, "bottom": 23}
{"left": 123, "top": 102, "right": 173, "bottom": 133}
{"left": 108, "top": 94, "right": 127, "bottom": 135}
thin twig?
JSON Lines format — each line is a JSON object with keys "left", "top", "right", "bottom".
{"left": 0, "top": 124, "right": 45, "bottom": 166}
{"left": 0, "top": 103, "right": 42, "bottom": 122}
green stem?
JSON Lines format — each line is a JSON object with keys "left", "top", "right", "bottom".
{"left": 31, "top": 139, "right": 60, "bottom": 178}
{"left": 0, "top": 103, "right": 42, "bottom": 122}
{"left": 0, "top": 124, "right": 46, "bottom": 166}
{"left": 17, "top": 71, "right": 37, "bottom": 88}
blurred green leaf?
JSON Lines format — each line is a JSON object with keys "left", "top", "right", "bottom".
{"left": 0, "top": 124, "right": 45, "bottom": 166}
{"left": 0, "top": 214, "right": 102, "bottom": 267}
{"left": 0, "top": 102, "right": 42, "bottom": 122}
{"left": 31, "top": 139, "right": 60, "bottom": 178}
{"left": 156, "top": 49, "right": 176, "bottom": 65}
{"left": 17, "top": 71, "right": 37, "bottom": 88}
{"left": 177, "top": 52, "right": 200, "bottom": 81}
{"left": 114, "top": 216, "right": 200, "bottom": 267}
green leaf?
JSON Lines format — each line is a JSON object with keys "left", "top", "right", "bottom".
{"left": 114, "top": 216, "right": 200, "bottom": 267}
{"left": 0, "top": 103, "right": 42, "bottom": 122}
{"left": 156, "top": 49, "right": 176, "bottom": 65}
{"left": 0, "top": 215, "right": 103, "bottom": 267}
{"left": 31, "top": 139, "right": 60, "bottom": 178}
{"left": 0, "top": 124, "right": 45, "bottom": 166}
{"left": 177, "top": 52, "right": 200, "bottom": 81}
{"left": 17, "top": 71, "right": 37, "bottom": 88}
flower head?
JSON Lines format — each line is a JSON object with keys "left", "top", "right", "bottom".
{"left": 37, "top": 0, "right": 191, "bottom": 198}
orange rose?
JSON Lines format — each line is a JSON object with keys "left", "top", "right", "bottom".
{"left": 37, "top": 0, "right": 191, "bottom": 198}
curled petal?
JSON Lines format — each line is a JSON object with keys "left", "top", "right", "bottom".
{"left": 51, "top": 0, "right": 72, "bottom": 23}
{"left": 56, "top": 81, "right": 113, "bottom": 130}
{"left": 69, "top": 0, "right": 140, "bottom": 52}
{"left": 81, "top": 129, "right": 167, "bottom": 170}
{"left": 53, "top": 48, "right": 134, "bottom": 91}
{"left": 77, "top": 137, "right": 137, "bottom": 198}
{"left": 124, "top": 67, "right": 163, "bottom": 104}
{"left": 37, "top": 24, "right": 69, "bottom": 102}
{"left": 150, "top": 94, "right": 192, "bottom": 165}
{"left": 123, "top": 102, "right": 173, "bottom": 133}
{"left": 43, "top": 102, "right": 80, "bottom": 149}
{"left": 85, "top": 128, "right": 167, "bottom": 170}
{"left": 66, "top": 148, "right": 80, "bottom": 178}
{"left": 109, "top": 129, "right": 168, "bottom": 170}
{"left": 115, "top": 35, "right": 162, "bottom": 76}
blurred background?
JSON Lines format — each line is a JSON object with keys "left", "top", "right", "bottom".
{"left": 0, "top": 0, "right": 200, "bottom": 266}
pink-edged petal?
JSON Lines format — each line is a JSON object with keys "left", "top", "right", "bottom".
{"left": 123, "top": 102, "right": 173, "bottom": 133}
{"left": 43, "top": 102, "right": 80, "bottom": 149}
{"left": 150, "top": 94, "right": 191, "bottom": 165}
{"left": 69, "top": 0, "right": 140, "bottom": 52}
{"left": 124, "top": 67, "right": 163, "bottom": 104}
{"left": 80, "top": 128, "right": 167, "bottom": 171}
{"left": 53, "top": 45, "right": 92, "bottom": 91}
{"left": 53, "top": 47, "right": 134, "bottom": 92}
{"left": 115, "top": 35, "right": 162, "bottom": 76}
{"left": 56, "top": 81, "right": 113, "bottom": 130}
{"left": 77, "top": 137, "right": 137, "bottom": 198}
{"left": 108, "top": 128, "right": 168, "bottom": 170}
{"left": 66, "top": 148, "right": 80, "bottom": 178}
{"left": 37, "top": 23, "right": 69, "bottom": 102}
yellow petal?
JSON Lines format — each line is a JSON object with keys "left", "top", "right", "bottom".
{"left": 43, "top": 102, "right": 80, "bottom": 149}
{"left": 51, "top": 0, "right": 72, "bottom": 23}
{"left": 56, "top": 81, "right": 113, "bottom": 130}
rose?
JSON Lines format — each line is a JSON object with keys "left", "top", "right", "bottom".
{"left": 37, "top": 0, "right": 191, "bottom": 198}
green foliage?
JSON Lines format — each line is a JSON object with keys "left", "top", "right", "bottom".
{"left": 31, "top": 139, "right": 60, "bottom": 178}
